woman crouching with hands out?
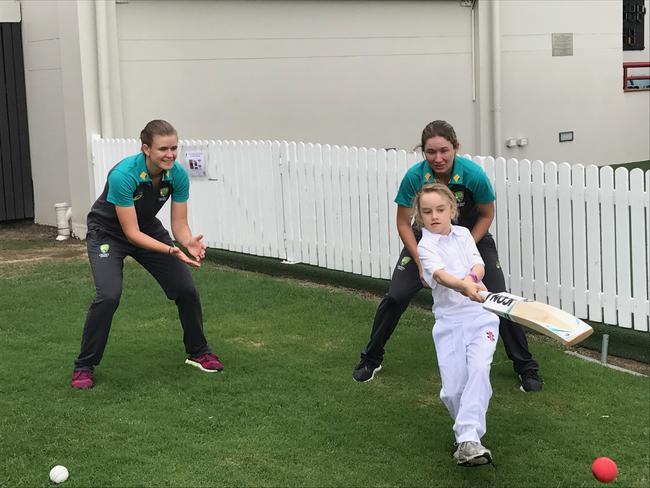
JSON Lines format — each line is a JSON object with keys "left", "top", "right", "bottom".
{"left": 415, "top": 183, "right": 498, "bottom": 467}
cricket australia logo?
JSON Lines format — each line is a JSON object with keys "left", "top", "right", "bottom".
{"left": 158, "top": 186, "right": 170, "bottom": 201}
{"left": 397, "top": 256, "right": 412, "bottom": 271}
{"left": 99, "top": 243, "right": 110, "bottom": 258}
{"left": 486, "top": 331, "right": 495, "bottom": 342}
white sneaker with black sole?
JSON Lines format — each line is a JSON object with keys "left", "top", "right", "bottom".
{"left": 453, "top": 441, "right": 493, "bottom": 467}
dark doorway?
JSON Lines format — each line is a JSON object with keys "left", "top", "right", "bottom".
{"left": 0, "top": 22, "right": 34, "bottom": 222}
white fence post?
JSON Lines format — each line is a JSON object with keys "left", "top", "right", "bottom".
{"left": 507, "top": 158, "right": 522, "bottom": 296}
{"left": 558, "top": 163, "right": 574, "bottom": 313}
{"left": 494, "top": 157, "right": 510, "bottom": 289}
{"left": 519, "top": 159, "right": 534, "bottom": 300}
{"left": 615, "top": 168, "right": 632, "bottom": 328}
{"left": 571, "top": 164, "right": 588, "bottom": 319}
{"left": 585, "top": 165, "right": 602, "bottom": 322}
{"left": 600, "top": 167, "right": 617, "bottom": 324}
{"left": 629, "top": 169, "right": 649, "bottom": 332}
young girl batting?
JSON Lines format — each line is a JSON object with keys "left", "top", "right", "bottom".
{"left": 415, "top": 183, "right": 499, "bottom": 467}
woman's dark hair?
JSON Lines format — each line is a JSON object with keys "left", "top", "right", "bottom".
{"left": 419, "top": 120, "right": 459, "bottom": 150}
{"left": 140, "top": 119, "right": 177, "bottom": 147}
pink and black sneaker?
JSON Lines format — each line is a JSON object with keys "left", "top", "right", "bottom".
{"left": 71, "top": 370, "right": 94, "bottom": 389}
{"left": 185, "top": 353, "right": 224, "bottom": 372}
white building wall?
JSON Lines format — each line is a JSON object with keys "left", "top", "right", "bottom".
{"left": 20, "top": 0, "right": 100, "bottom": 228}
{"left": 0, "top": 0, "right": 21, "bottom": 22}
{"left": 622, "top": 0, "right": 650, "bottom": 165}
{"left": 20, "top": 0, "right": 70, "bottom": 226}
{"left": 498, "top": 0, "right": 649, "bottom": 166}
{"left": 113, "top": 0, "right": 649, "bottom": 165}
{"left": 17, "top": 0, "right": 650, "bottom": 228}
{"left": 115, "top": 0, "right": 478, "bottom": 153}
{"left": 57, "top": 0, "right": 101, "bottom": 236}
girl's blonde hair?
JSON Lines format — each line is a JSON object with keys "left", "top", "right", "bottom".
{"left": 412, "top": 183, "right": 458, "bottom": 228}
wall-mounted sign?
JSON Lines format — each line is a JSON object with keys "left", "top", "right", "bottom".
{"left": 552, "top": 33, "right": 573, "bottom": 56}
{"left": 559, "top": 131, "right": 574, "bottom": 143}
{"left": 183, "top": 150, "right": 206, "bottom": 178}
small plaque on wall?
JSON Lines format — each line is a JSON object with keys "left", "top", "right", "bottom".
{"left": 552, "top": 33, "right": 573, "bottom": 56}
{"left": 559, "top": 131, "right": 574, "bottom": 143}
{"left": 182, "top": 150, "right": 207, "bottom": 178}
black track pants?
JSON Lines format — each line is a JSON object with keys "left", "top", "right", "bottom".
{"left": 74, "top": 226, "right": 211, "bottom": 371}
{"left": 475, "top": 236, "right": 539, "bottom": 375}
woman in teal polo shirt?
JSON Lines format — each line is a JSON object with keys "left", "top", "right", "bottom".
{"left": 71, "top": 120, "right": 223, "bottom": 389}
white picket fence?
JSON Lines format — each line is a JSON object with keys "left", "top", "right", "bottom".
{"left": 91, "top": 136, "right": 650, "bottom": 332}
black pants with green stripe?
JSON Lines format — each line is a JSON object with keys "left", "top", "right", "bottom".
{"left": 73, "top": 225, "right": 211, "bottom": 371}
{"left": 360, "top": 233, "right": 539, "bottom": 376}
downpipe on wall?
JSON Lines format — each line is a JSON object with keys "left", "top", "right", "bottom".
{"left": 491, "top": 0, "right": 502, "bottom": 157}
{"left": 54, "top": 203, "right": 73, "bottom": 241}
{"left": 96, "top": 0, "right": 113, "bottom": 137}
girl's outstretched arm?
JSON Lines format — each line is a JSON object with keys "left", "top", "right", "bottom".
{"left": 433, "top": 269, "right": 487, "bottom": 302}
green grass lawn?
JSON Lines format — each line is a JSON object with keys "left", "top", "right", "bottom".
{"left": 0, "top": 257, "right": 648, "bottom": 487}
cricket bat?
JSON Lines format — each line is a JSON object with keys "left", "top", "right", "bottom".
{"left": 478, "top": 291, "right": 594, "bottom": 346}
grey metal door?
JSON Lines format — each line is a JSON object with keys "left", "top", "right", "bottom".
{"left": 0, "top": 22, "right": 33, "bottom": 222}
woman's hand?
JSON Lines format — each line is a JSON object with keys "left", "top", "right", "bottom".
{"left": 170, "top": 246, "right": 201, "bottom": 268}
{"left": 184, "top": 234, "right": 207, "bottom": 262}
{"left": 418, "top": 263, "right": 430, "bottom": 288}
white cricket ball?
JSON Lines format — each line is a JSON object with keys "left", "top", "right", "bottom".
{"left": 49, "top": 465, "right": 69, "bottom": 484}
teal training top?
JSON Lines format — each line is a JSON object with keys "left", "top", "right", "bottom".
{"left": 87, "top": 152, "right": 189, "bottom": 237}
{"left": 395, "top": 155, "right": 495, "bottom": 231}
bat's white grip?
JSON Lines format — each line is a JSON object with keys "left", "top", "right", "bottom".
{"left": 479, "top": 291, "right": 489, "bottom": 299}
